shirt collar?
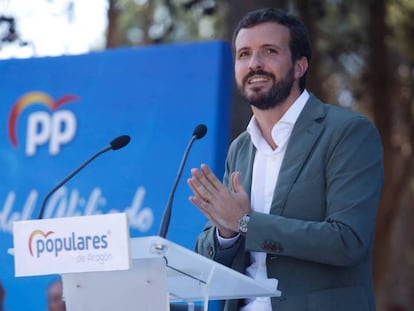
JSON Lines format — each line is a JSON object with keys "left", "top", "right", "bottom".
{"left": 247, "top": 90, "right": 310, "bottom": 151}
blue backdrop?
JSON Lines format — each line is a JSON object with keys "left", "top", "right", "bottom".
{"left": 0, "top": 41, "right": 233, "bottom": 310}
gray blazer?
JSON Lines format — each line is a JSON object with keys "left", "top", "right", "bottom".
{"left": 195, "top": 95, "right": 384, "bottom": 311}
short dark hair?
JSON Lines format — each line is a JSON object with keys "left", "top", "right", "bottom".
{"left": 232, "top": 8, "right": 312, "bottom": 91}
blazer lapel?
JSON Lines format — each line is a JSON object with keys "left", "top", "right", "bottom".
{"left": 270, "top": 95, "right": 326, "bottom": 215}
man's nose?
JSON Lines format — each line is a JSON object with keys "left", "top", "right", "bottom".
{"left": 248, "top": 52, "right": 264, "bottom": 71}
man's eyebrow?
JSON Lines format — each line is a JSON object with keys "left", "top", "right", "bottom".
{"left": 262, "top": 43, "right": 283, "bottom": 50}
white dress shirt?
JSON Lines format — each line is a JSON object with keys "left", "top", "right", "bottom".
{"left": 218, "top": 90, "right": 309, "bottom": 310}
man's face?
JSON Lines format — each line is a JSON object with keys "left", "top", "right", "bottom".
{"left": 48, "top": 281, "right": 66, "bottom": 311}
{"left": 234, "top": 22, "right": 295, "bottom": 109}
{"left": 0, "top": 283, "right": 4, "bottom": 307}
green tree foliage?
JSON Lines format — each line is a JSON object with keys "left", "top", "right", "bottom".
{"left": 106, "top": 0, "right": 229, "bottom": 47}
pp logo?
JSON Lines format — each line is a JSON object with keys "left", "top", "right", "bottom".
{"left": 8, "top": 91, "right": 78, "bottom": 156}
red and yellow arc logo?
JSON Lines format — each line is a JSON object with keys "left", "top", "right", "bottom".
{"left": 8, "top": 91, "right": 78, "bottom": 147}
{"left": 28, "top": 229, "right": 55, "bottom": 257}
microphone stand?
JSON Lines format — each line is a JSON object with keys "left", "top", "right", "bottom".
{"left": 158, "top": 135, "right": 197, "bottom": 238}
{"left": 37, "top": 145, "right": 112, "bottom": 219}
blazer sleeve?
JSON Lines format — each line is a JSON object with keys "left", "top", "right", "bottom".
{"left": 195, "top": 221, "right": 245, "bottom": 267}
{"left": 194, "top": 134, "right": 251, "bottom": 267}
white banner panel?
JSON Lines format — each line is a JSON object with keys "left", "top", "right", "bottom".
{"left": 12, "top": 213, "right": 130, "bottom": 276}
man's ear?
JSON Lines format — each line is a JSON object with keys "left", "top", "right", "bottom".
{"left": 294, "top": 56, "right": 309, "bottom": 80}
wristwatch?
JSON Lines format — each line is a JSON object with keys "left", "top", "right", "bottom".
{"left": 238, "top": 214, "right": 250, "bottom": 236}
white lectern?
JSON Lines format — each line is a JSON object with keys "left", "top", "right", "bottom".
{"left": 11, "top": 214, "right": 281, "bottom": 311}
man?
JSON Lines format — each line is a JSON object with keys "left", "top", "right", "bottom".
{"left": 0, "top": 281, "right": 5, "bottom": 311}
{"left": 47, "top": 278, "right": 66, "bottom": 311}
{"left": 187, "top": 7, "right": 383, "bottom": 311}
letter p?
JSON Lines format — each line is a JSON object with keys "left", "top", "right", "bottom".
{"left": 25, "top": 110, "right": 77, "bottom": 156}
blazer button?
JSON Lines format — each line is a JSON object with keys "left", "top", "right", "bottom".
{"left": 207, "top": 246, "right": 214, "bottom": 257}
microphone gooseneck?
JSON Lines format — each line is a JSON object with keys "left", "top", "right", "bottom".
{"left": 37, "top": 135, "right": 131, "bottom": 220}
{"left": 158, "top": 124, "right": 207, "bottom": 238}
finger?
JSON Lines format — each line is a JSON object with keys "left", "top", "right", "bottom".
{"left": 231, "top": 171, "right": 242, "bottom": 193}
{"left": 193, "top": 166, "right": 221, "bottom": 200}
{"left": 200, "top": 164, "right": 226, "bottom": 192}
{"left": 188, "top": 168, "right": 216, "bottom": 202}
{"left": 189, "top": 196, "right": 221, "bottom": 229}
{"left": 187, "top": 177, "right": 211, "bottom": 202}
{"left": 190, "top": 167, "right": 202, "bottom": 178}
{"left": 189, "top": 195, "right": 211, "bottom": 215}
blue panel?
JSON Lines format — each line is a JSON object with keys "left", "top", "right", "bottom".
{"left": 0, "top": 41, "right": 232, "bottom": 310}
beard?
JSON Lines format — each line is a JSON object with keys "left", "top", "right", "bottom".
{"left": 238, "top": 67, "right": 295, "bottom": 110}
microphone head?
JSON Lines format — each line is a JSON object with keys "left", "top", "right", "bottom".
{"left": 110, "top": 135, "right": 131, "bottom": 150}
{"left": 193, "top": 124, "right": 207, "bottom": 140}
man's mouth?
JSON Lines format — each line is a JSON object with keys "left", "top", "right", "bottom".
{"left": 248, "top": 76, "right": 270, "bottom": 84}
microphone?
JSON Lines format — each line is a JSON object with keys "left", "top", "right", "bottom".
{"left": 158, "top": 124, "right": 207, "bottom": 238}
{"left": 37, "top": 135, "right": 131, "bottom": 219}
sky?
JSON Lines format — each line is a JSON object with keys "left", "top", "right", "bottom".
{"left": 0, "top": 0, "right": 108, "bottom": 59}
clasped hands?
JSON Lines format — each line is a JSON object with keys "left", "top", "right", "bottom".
{"left": 187, "top": 164, "right": 251, "bottom": 238}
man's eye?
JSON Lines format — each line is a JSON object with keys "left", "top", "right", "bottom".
{"left": 238, "top": 51, "right": 250, "bottom": 58}
{"left": 266, "top": 48, "right": 277, "bottom": 54}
